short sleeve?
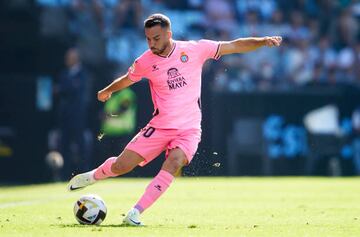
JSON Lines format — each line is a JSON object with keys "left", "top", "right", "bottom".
{"left": 196, "top": 39, "right": 221, "bottom": 61}
{"left": 128, "top": 59, "right": 144, "bottom": 82}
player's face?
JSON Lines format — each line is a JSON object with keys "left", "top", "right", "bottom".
{"left": 65, "top": 49, "right": 79, "bottom": 68}
{"left": 145, "top": 25, "right": 171, "bottom": 55}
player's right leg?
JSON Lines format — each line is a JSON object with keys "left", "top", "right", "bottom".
{"left": 67, "top": 149, "right": 144, "bottom": 191}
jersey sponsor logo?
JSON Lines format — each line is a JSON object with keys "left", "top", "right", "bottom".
{"left": 167, "top": 68, "right": 187, "bottom": 90}
{"left": 167, "top": 68, "right": 181, "bottom": 78}
{"left": 180, "top": 52, "right": 188, "bottom": 63}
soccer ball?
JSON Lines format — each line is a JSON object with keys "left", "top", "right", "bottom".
{"left": 73, "top": 194, "right": 107, "bottom": 225}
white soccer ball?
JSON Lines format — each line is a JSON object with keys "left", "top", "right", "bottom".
{"left": 73, "top": 194, "right": 107, "bottom": 225}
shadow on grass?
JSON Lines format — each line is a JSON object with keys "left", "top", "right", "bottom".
{"left": 54, "top": 224, "right": 146, "bottom": 228}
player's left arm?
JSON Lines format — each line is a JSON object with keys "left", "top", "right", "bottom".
{"left": 218, "top": 36, "right": 282, "bottom": 56}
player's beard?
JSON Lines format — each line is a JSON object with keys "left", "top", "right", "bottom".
{"left": 152, "top": 42, "right": 170, "bottom": 56}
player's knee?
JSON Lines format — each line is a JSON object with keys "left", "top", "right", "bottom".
{"left": 162, "top": 156, "right": 186, "bottom": 175}
{"left": 111, "top": 160, "right": 134, "bottom": 175}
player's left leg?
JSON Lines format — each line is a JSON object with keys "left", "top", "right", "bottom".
{"left": 135, "top": 148, "right": 187, "bottom": 212}
{"left": 123, "top": 148, "right": 186, "bottom": 226}
{"left": 123, "top": 129, "right": 201, "bottom": 226}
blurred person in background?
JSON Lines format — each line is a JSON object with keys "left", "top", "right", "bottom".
{"left": 56, "top": 48, "right": 92, "bottom": 180}
{"left": 264, "top": 9, "right": 290, "bottom": 37}
{"left": 352, "top": 106, "right": 360, "bottom": 174}
{"left": 204, "top": 0, "right": 238, "bottom": 37}
{"left": 68, "top": 0, "right": 106, "bottom": 66}
{"left": 331, "top": 7, "right": 358, "bottom": 49}
{"left": 67, "top": 13, "right": 281, "bottom": 226}
{"left": 113, "top": 0, "right": 143, "bottom": 33}
{"left": 238, "top": 9, "right": 263, "bottom": 37}
{"left": 354, "top": 41, "right": 360, "bottom": 87}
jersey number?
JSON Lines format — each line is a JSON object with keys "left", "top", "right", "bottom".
{"left": 143, "top": 127, "right": 155, "bottom": 138}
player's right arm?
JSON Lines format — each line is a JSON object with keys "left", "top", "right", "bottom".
{"left": 97, "top": 73, "right": 134, "bottom": 102}
{"left": 98, "top": 55, "right": 146, "bottom": 102}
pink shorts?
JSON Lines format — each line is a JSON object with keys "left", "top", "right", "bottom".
{"left": 125, "top": 126, "right": 201, "bottom": 167}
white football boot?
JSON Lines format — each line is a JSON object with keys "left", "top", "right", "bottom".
{"left": 123, "top": 208, "right": 144, "bottom": 226}
{"left": 67, "top": 170, "right": 97, "bottom": 191}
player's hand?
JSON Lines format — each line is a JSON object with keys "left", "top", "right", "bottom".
{"left": 264, "top": 36, "right": 282, "bottom": 47}
{"left": 97, "top": 89, "right": 112, "bottom": 102}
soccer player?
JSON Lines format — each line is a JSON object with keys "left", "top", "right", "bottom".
{"left": 68, "top": 13, "right": 282, "bottom": 226}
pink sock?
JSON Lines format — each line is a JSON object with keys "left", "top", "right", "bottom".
{"left": 134, "top": 170, "right": 174, "bottom": 213}
{"left": 93, "top": 157, "right": 118, "bottom": 180}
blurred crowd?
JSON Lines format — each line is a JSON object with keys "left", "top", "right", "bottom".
{"left": 37, "top": 0, "right": 360, "bottom": 92}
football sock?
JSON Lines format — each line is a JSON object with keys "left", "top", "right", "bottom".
{"left": 134, "top": 170, "right": 174, "bottom": 213}
{"left": 93, "top": 157, "right": 118, "bottom": 180}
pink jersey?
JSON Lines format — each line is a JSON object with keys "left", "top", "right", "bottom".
{"left": 128, "top": 39, "right": 220, "bottom": 129}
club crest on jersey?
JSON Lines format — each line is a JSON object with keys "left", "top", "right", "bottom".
{"left": 180, "top": 52, "right": 188, "bottom": 63}
{"left": 167, "top": 68, "right": 187, "bottom": 90}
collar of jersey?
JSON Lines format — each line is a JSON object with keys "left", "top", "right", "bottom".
{"left": 156, "top": 41, "right": 176, "bottom": 58}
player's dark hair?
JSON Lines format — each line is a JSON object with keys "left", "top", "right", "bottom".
{"left": 144, "top": 14, "right": 171, "bottom": 29}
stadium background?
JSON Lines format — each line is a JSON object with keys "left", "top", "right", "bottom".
{"left": 1, "top": 0, "right": 360, "bottom": 183}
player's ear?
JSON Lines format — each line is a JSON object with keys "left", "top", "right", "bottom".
{"left": 167, "top": 30, "right": 172, "bottom": 39}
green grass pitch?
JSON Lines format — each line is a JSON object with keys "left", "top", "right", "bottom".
{"left": 1, "top": 177, "right": 360, "bottom": 237}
